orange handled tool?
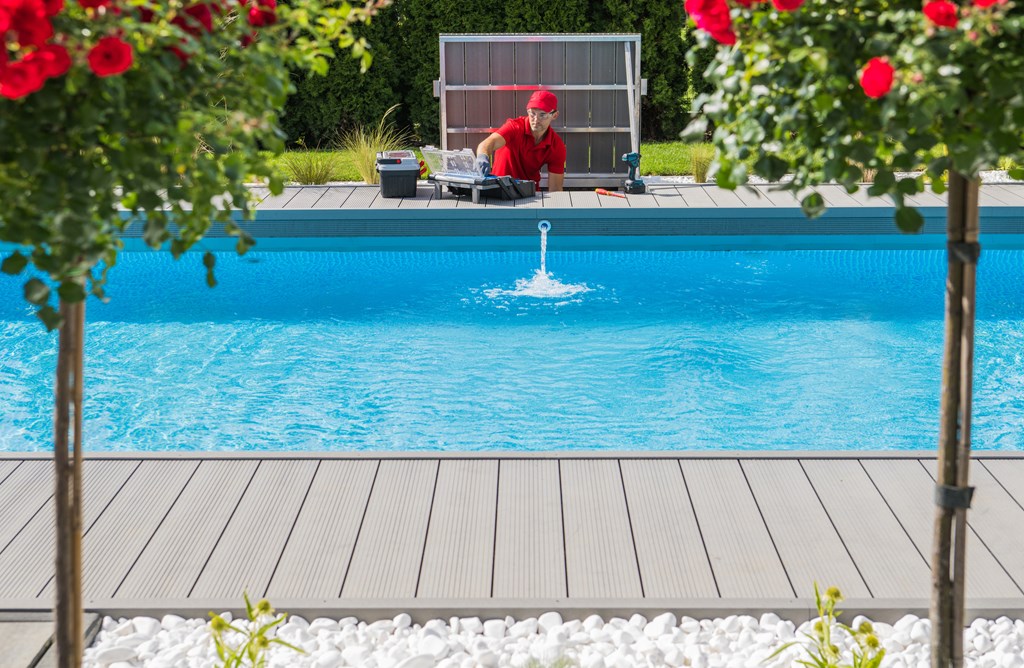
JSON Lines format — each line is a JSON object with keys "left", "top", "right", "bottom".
{"left": 595, "top": 188, "right": 626, "bottom": 198}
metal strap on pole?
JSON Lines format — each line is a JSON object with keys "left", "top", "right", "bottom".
{"left": 948, "top": 241, "right": 981, "bottom": 264}
{"left": 934, "top": 484, "right": 975, "bottom": 509}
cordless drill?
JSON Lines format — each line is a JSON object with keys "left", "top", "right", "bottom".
{"left": 621, "top": 152, "right": 646, "bottom": 194}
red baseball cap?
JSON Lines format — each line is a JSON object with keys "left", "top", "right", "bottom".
{"left": 526, "top": 90, "right": 558, "bottom": 113}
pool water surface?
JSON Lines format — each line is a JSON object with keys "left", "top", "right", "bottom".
{"left": 1, "top": 249, "right": 1022, "bottom": 452}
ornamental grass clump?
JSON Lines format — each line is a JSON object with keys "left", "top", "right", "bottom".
{"left": 339, "top": 103, "right": 416, "bottom": 184}
{"left": 280, "top": 141, "right": 341, "bottom": 185}
{"left": 690, "top": 143, "right": 716, "bottom": 182}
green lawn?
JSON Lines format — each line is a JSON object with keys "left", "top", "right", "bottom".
{"left": 268, "top": 142, "right": 1018, "bottom": 185}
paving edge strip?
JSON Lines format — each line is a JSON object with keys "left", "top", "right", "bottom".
{"left": 2, "top": 599, "right": 1020, "bottom": 627}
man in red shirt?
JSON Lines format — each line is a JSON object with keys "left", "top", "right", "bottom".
{"left": 474, "top": 90, "right": 566, "bottom": 192}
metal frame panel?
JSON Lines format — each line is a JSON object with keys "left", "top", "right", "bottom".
{"left": 438, "top": 34, "right": 643, "bottom": 189}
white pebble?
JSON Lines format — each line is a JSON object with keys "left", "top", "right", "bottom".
{"left": 538, "top": 611, "right": 563, "bottom": 633}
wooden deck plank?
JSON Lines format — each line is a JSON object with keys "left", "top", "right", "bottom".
{"left": 742, "top": 460, "right": 869, "bottom": 598}
{"left": 257, "top": 188, "right": 299, "bottom": 210}
{"left": 596, "top": 191, "right": 630, "bottom": 208}
{"left": 677, "top": 186, "right": 721, "bottom": 208}
{"left": 0, "top": 460, "right": 138, "bottom": 599}
{"left": 979, "top": 185, "right": 1020, "bottom": 206}
{"left": 417, "top": 460, "right": 498, "bottom": 598}
{"left": 802, "top": 460, "right": 929, "bottom": 597}
{"left": 0, "top": 461, "right": 52, "bottom": 553}
{"left": 492, "top": 460, "right": 566, "bottom": 598}
{"left": 681, "top": 460, "right": 793, "bottom": 598}
{"left": 561, "top": 460, "right": 642, "bottom": 598}
{"left": 730, "top": 186, "right": 775, "bottom": 208}
{"left": 513, "top": 191, "right": 546, "bottom": 209}
{"left": 981, "top": 459, "right": 1024, "bottom": 501}
{"left": 570, "top": 191, "right": 601, "bottom": 209}
{"left": 190, "top": 460, "right": 318, "bottom": 599}
{"left": 266, "top": 460, "right": 378, "bottom": 599}
{"left": 398, "top": 185, "right": 440, "bottom": 209}
{"left": 987, "top": 184, "right": 1024, "bottom": 205}
{"left": 619, "top": 459, "right": 716, "bottom": 597}
{"left": 753, "top": 185, "right": 802, "bottom": 207}
{"left": 283, "top": 186, "right": 329, "bottom": 209}
{"left": 39, "top": 461, "right": 199, "bottom": 600}
{"left": 543, "top": 191, "right": 574, "bottom": 209}
{"left": 115, "top": 460, "right": 260, "bottom": 599}
{"left": 343, "top": 186, "right": 380, "bottom": 209}
{"left": 341, "top": 460, "right": 438, "bottom": 599}
{"left": 954, "top": 462, "right": 1024, "bottom": 591}
{"left": 861, "top": 459, "right": 1018, "bottom": 599}
{"left": 311, "top": 187, "right": 354, "bottom": 209}
{"left": 904, "top": 190, "right": 947, "bottom": 207}
{"left": 623, "top": 192, "right": 661, "bottom": 208}
{"left": 816, "top": 185, "right": 862, "bottom": 208}
{"left": 841, "top": 188, "right": 894, "bottom": 207}
{"left": 0, "top": 461, "right": 17, "bottom": 485}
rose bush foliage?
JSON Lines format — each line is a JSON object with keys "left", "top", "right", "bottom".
{"left": 1, "top": 0, "right": 388, "bottom": 327}
{"left": 684, "top": 0, "right": 1024, "bottom": 229}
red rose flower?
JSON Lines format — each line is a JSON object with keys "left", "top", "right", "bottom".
{"left": 0, "top": 56, "right": 46, "bottom": 99}
{"left": 685, "top": 0, "right": 733, "bottom": 38}
{"left": 923, "top": 0, "right": 957, "bottom": 28}
{"left": 240, "top": 31, "right": 258, "bottom": 47}
{"left": 6, "top": 0, "right": 53, "bottom": 47}
{"left": 87, "top": 35, "right": 133, "bottom": 77}
{"left": 43, "top": 0, "right": 63, "bottom": 16}
{"left": 772, "top": 0, "right": 804, "bottom": 10}
{"left": 0, "top": 10, "right": 10, "bottom": 34}
{"left": 27, "top": 42, "right": 71, "bottom": 78}
{"left": 247, "top": 0, "right": 276, "bottom": 26}
{"left": 138, "top": 6, "right": 153, "bottom": 21}
{"left": 178, "top": 3, "right": 213, "bottom": 34}
{"left": 859, "top": 57, "right": 895, "bottom": 99}
{"left": 78, "top": 0, "right": 112, "bottom": 8}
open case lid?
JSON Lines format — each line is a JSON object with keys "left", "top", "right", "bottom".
{"left": 420, "top": 146, "right": 477, "bottom": 177}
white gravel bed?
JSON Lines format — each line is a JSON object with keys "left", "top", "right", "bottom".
{"left": 82, "top": 611, "right": 1024, "bottom": 668}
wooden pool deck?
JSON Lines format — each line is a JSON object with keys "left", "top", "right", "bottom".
{"left": 2, "top": 452, "right": 1024, "bottom": 622}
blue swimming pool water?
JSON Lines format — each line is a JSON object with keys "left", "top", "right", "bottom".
{"left": 1, "top": 249, "right": 1022, "bottom": 452}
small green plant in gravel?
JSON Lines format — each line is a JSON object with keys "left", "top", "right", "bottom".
{"left": 767, "top": 584, "right": 884, "bottom": 668}
{"left": 339, "top": 104, "right": 417, "bottom": 184}
{"left": 209, "top": 594, "right": 303, "bottom": 668}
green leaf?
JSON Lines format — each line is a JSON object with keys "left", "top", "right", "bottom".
{"left": 36, "top": 305, "right": 62, "bottom": 331}
{"left": 24, "top": 278, "right": 50, "bottom": 306}
{"left": 801, "top": 192, "right": 826, "bottom": 218}
{"left": 204, "top": 251, "right": 218, "bottom": 288}
{"left": 1010, "top": 168, "right": 1024, "bottom": 181}
{"left": 1, "top": 252, "right": 28, "bottom": 276}
{"left": 895, "top": 207, "right": 925, "bottom": 233}
{"left": 754, "top": 155, "right": 788, "bottom": 182}
{"left": 679, "top": 117, "right": 709, "bottom": 143}
{"left": 57, "top": 281, "right": 86, "bottom": 303}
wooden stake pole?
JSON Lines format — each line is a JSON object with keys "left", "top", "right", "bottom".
{"left": 54, "top": 298, "right": 85, "bottom": 668}
{"left": 930, "top": 171, "right": 979, "bottom": 668}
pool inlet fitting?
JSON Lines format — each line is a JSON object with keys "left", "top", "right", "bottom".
{"left": 538, "top": 220, "right": 551, "bottom": 232}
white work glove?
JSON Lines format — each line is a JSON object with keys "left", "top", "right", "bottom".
{"left": 475, "top": 153, "right": 491, "bottom": 176}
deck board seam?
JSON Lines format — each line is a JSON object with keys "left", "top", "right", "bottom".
{"left": 978, "top": 460, "right": 1024, "bottom": 515}
{"left": 738, "top": 460, "right": 796, "bottom": 598}
{"left": 413, "top": 461, "right": 442, "bottom": 598}
{"left": 798, "top": 460, "right": 873, "bottom": 597}
{"left": 337, "top": 460, "right": 382, "bottom": 597}
{"left": 0, "top": 461, "right": 21, "bottom": 487}
{"left": 263, "top": 459, "right": 322, "bottom": 598}
{"left": 617, "top": 459, "right": 646, "bottom": 598}
{"left": 489, "top": 461, "right": 501, "bottom": 599}
{"left": 185, "top": 461, "right": 261, "bottom": 598}
{"left": 676, "top": 459, "right": 721, "bottom": 597}
{"left": 861, "top": 460, "right": 930, "bottom": 569}
{"left": 558, "top": 460, "right": 569, "bottom": 598}
{"left": 35, "top": 460, "right": 143, "bottom": 598}
{"left": 0, "top": 485, "right": 52, "bottom": 559}
{"left": 111, "top": 460, "right": 202, "bottom": 598}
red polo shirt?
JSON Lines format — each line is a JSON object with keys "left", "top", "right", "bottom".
{"left": 492, "top": 116, "right": 566, "bottom": 188}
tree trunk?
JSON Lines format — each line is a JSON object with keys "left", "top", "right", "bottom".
{"left": 54, "top": 297, "right": 85, "bottom": 668}
{"left": 930, "top": 171, "right": 980, "bottom": 668}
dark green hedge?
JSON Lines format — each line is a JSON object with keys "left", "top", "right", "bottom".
{"left": 282, "top": 0, "right": 690, "bottom": 144}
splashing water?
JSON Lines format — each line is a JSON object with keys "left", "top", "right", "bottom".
{"left": 484, "top": 221, "right": 592, "bottom": 299}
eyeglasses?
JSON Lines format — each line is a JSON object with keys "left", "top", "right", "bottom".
{"left": 526, "top": 109, "right": 554, "bottom": 120}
